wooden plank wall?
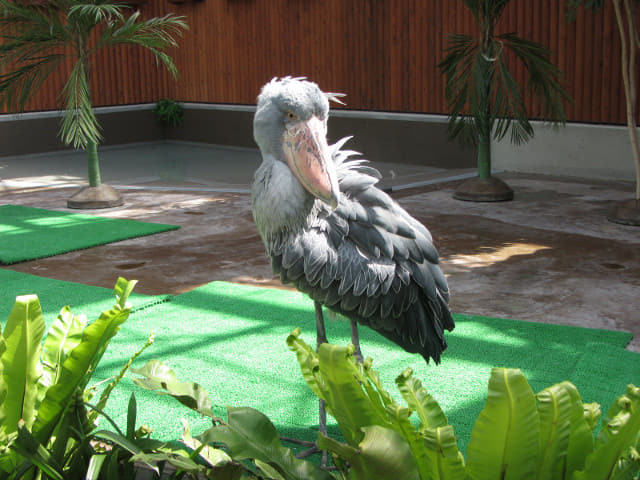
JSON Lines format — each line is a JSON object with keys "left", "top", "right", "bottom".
{"left": 1, "top": 0, "right": 630, "bottom": 125}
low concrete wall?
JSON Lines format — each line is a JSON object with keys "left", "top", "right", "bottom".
{"left": 4, "top": 104, "right": 635, "bottom": 182}
{"left": 0, "top": 105, "right": 164, "bottom": 156}
{"left": 1, "top": 103, "right": 475, "bottom": 171}
{"left": 492, "top": 121, "right": 637, "bottom": 182}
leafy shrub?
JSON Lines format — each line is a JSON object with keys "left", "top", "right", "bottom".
{"left": 132, "top": 360, "right": 333, "bottom": 479}
{"left": 153, "top": 99, "right": 184, "bottom": 128}
{"left": 132, "top": 328, "right": 640, "bottom": 479}
{"left": 2, "top": 279, "right": 638, "bottom": 480}
{"left": 0, "top": 278, "right": 154, "bottom": 479}
{"left": 286, "top": 328, "right": 640, "bottom": 479}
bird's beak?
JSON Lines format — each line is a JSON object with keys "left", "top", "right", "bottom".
{"left": 282, "top": 116, "right": 339, "bottom": 209}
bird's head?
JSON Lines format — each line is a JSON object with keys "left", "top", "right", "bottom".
{"left": 253, "top": 77, "right": 344, "bottom": 210}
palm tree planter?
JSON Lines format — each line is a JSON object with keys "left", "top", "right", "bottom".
{"left": 439, "top": 0, "right": 571, "bottom": 202}
{"left": 0, "top": 0, "right": 187, "bottom": 208}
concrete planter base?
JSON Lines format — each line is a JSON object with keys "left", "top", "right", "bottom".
{"left": 607, "top": 198, "right": 640, "bottom": 226}
{"left": 67, "top": 184, "right": 124, "bottom": 209}
{"left": 452, "top": 176, "right": 514, "bottom": 202}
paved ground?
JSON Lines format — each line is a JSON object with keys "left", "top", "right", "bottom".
{"left": 1, "top": 142, "right": 639, "bottom": 352}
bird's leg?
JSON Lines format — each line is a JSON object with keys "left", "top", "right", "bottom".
{"left": 350, "top": 319, "right": 364, "bottom": 364}
{"left": 315, "top": 301, "right": 328, "bottom": 346}
{"left": 315, "top": 302, "right": 328, "bottom": 466}
{"left": 295, "top": 302, "right": 329, "bottom": 466}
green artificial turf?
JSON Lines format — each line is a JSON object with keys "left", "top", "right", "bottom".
{"left": 0, "top": 269, "right": 171, "bottom": 323}
{"left": 0, "top": 204, "right": 180, "bottom": 264}
{"left": 88, "top": 281, "right": 639, "bottom": 454}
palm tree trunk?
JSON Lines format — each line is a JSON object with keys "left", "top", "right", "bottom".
{"left": 478, "top": 54, "right": 493, "bottom": 180}
{"left": 78, "top": 36, "right": 102, "bottom": 189}
{"left": 478, "top": 135, "right": 491, "bottom": 179}
{"left": 86, "top": 139, "right": 101, "bottom": 187}
{"left": 614, "top": 0, "right": 640, "bottom": 204}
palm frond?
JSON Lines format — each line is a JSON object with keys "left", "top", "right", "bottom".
{"left": 59, "top": 59, "right": 101, "bottom": 149}
{"left": 0, "top": 56, "right": 64, "bottom": 111}
{"left": 490, "top": 51, "right": 533, "bottom": 144}
{"left": 438, "top": 34, "right": 481, "bottom": 144}
{"left": 68, "top": 2, "right": 126, "bottom": 26}
{"left": 0, "top": 0, "right": 69, "bottom": 112}
{"left": 462, "top": 0, "right": 511, "bottom": 27}
{"left": 95, "top": 12, "right": 187, "bottom": 78}
{"left": 447, "top": 114, "right": 479, "bottom": 147}
{"left": 500, "top": 32, "right": 571, "bottom": 124}
{"left": 439, "top": 2, "right": 569, "bottom": 148}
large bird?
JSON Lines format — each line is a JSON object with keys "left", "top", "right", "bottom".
{"left": 251, "top": 77, "right": 454, "bottom": 364}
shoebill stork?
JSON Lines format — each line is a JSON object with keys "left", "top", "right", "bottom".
{"left": 251, "top": 78, "right": 454, "bottom": 444}
{"left": 252, "top": 76, "right": 454, "bottom": 359}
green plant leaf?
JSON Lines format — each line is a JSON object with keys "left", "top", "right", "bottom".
{"left": 583, "top": 402, "right": 602, "bottom": 432}
{"left": 385, "top": 403, "right": 434, "bottom": 479}
{"left": 316, "top": 342, "right": 391, "bottom": 446}
{"left": 31, "top": 284, "right": 135, "bottom": 445}
{"left": 286, "top": 328, "right": 325, "bottom": 400}
{"left": 0, "top": 295, "right": 45, "bottom": 436}
{"left": 609, "top": 446, "right": 640, "bottom": 480}
{"left": 92, "top": 429, "right": 159, "bottom": 476}
{"left": 331, "top": 425, "right": 420, "bottom": 480}
{"left": 201, "top": 406, "right": 333, "bottom": 480}
{"left": 574, "top": 385, "right": 640, "bottom": 480}
{"left": 536, "top": 381, "right": 575, "bottom": 479}
{"left": 130, "top": 359, "right": 214, "bottom": 418}
{"left": 114, "top": 277, "right": 138, "bottom": 310}
{"left": 9, "top": 420, "right": 64, "bottom": 480}
{"left": 396, "top": 367, "right": 448, "bottom": 430}
{"left": 466, "top": 368, "right": 540, "bottom": 480}
{"left": 126, "top": 393, "right": 137, "bottom": 440}
{"left": 86, "top": 454, "right": 107, "bottom": 480}
{"left": 422, "top": 425, "right": 467, "bottom": 480}
{"left": 563, "top": 383, "right": 596, "bottom": 478}
{"left": 39, "top": 306, "right": 86, "bottom": 403}
{"left": 180, "top": 418, "right": 233, "bottom": 467}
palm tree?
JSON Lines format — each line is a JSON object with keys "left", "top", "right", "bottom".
{"left": 0, "top": 0, "right": 187, "bottom": 208}
{"left": 438, "top": 0, "right": 571, "bottom": 202}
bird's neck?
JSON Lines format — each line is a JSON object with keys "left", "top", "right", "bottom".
{"left": 251, "top": 155, "right": 317, "bottom": 246}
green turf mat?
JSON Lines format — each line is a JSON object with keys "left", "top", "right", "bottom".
{"left": 0, "top": 269, "right": 171, "bottom": 324}
{"left": 91, "top": 281, "right": 638, "bottom": 454}
{"left": 0, "top": 204, "right": 180, "bottom": 264}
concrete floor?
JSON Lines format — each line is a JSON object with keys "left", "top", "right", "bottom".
{"left": 1, "top": 142, "right": 639, "bottom": 352}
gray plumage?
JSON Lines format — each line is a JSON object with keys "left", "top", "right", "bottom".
{"left": 251, "top": 77, "right": 454, "bottom": 363}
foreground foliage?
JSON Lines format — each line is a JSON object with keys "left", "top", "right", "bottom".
{"left": 135, "top": 329, "right": 640, "bottom": 479}
{"left": 2, "top": 281, "right": 639, "bottom": 479}
{"left": 0, "top": 278, "right": 150, "bottom": 479}
{"left": 286, "top": 329, "right": 639, "bottom": 479}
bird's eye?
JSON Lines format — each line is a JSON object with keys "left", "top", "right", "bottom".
{"left": 286, "top": 112, "right": 297, "bottom": 121}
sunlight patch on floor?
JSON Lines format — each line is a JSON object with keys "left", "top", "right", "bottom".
{"left": 0, "top": 175, "right": 84, "bottom": 188}
{"left": 448, "top": 242, "right": 551, "bottom": 269}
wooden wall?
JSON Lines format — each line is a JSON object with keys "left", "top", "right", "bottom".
{"left": 2, "top": 0, "right": 631, "bottom": 125}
